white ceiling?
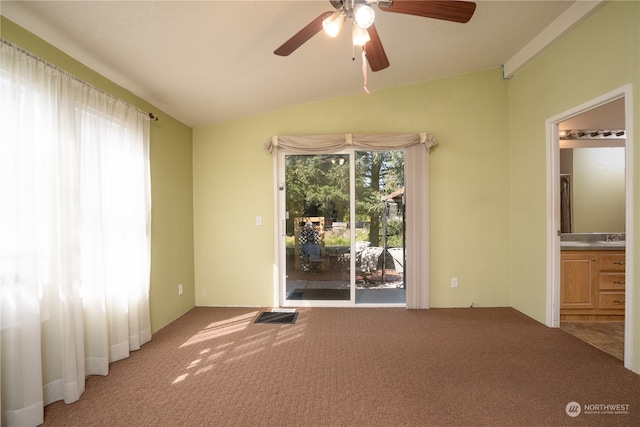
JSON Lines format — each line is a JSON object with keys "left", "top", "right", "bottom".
{"left": 3, "top": 1, "right": 578, "bottom": 128}
{"left": 561, "top": 98, "right": 626, "bottom": 130}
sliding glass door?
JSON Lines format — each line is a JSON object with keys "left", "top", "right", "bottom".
{"left": 282, "top": 153, "right": 352, "bottom": 304}
{"left": 279, "top": 150, "right": 405, "bottom": 306}
{"left": 354, "top": 151, "right": 406, "bottom": 304}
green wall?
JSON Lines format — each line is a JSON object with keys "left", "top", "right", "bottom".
{"left": 1, "top": 17, "right": 196, "bottom": 333}
{"left": 193, "top": 67, "right": 512, "bottom": 309}
{"left": 508, "top": 1, "right": 639, "bottom": 371}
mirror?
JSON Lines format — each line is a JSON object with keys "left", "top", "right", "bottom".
{"left": 559, "top": 98, "right": 625, "bottom": 234}
{"left": 560, "top": 147, "right": 625, "bottom": 233}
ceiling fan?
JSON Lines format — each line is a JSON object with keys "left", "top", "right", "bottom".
{"left": 274, "top": 0, "right": 477, "bottom": 72}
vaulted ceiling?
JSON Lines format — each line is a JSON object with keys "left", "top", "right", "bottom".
{"left": 3, "top": 1, "right": 583, "bottom": 127}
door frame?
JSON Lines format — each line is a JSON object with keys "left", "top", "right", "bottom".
{"left": 273, "top": 148, "right": 409, "bottom": 308}
{"left": 545, "top": 84, "right": 634, "bottom": 369}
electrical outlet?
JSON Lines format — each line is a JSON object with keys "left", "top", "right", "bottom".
{"left": 451, "top": 277, "right": 459, "bottom": 288}
{"left": 178, "top": 283, "right": 183, "bottom": 295}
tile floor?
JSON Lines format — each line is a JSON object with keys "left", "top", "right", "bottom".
{"left": 560, "top": 321, "right": 624, "bottom": 361}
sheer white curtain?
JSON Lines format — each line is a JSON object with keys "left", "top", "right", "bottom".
{"left": 266, "top": 133, "right": 437, "bottom": 309}
{"left": 0, "top": 40, "right": 152, "bottom": 427}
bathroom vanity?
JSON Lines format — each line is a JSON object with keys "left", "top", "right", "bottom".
{"left": 560, "top": 234, "right": 625, "bottom": 321}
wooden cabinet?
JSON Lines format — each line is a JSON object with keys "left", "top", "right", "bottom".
{"left": 561, "top": 252, "right": 597, "bottom": 309}
{"left": 560, "top": 250, "right": 625, "bottom": 321}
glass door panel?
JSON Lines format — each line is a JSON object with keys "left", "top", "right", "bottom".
{"left": 284, "top": 154, "right": 351, "bottom": 303}
{"left": 354, "top": 151, "right": 405, "bottom": 304}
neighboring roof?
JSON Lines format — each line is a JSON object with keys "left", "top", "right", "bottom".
{"left": 383, "top": 187, "right": 404, "bottom": 201}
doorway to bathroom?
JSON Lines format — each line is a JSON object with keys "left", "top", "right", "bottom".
{"left": 546, "top": 85, "right": 634, "bottom": 369}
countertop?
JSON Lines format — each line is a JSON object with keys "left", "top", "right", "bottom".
{"left": 561, "top": 233, "right": 625, "bottom": 251}
{"left": 561, "top": 241, "right": 625, "bottom": 251}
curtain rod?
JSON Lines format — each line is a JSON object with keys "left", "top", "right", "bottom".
{"left": 1, "top": 38, "right": 158, "bottom": 121}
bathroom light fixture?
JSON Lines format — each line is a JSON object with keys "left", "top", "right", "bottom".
{"left": 560, "top": 129, "right": 626, "bottom": 140}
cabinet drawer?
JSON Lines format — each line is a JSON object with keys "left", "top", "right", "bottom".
{"left": 599, "top": 273, "right": 626, "bottom": 291}
{"left": 599, "top": 292, "right": 625, "bottom": 309}
{"left": 600, "top": 254, "right": 626, "bottom": 271}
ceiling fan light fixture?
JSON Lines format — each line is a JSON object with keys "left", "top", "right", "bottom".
{"left": 352, "top": 24, "right": 370, "bottom": 46}
{"left": 322, "top": 11, "right": 346, "bottom": 37}
{"left": 354, "top": 4, "right": 375, "bottom": 29}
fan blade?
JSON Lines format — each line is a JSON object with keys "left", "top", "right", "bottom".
{"left": 365, "top": 24, "right": 389, "bottom": 72}
{"left": 274, "top": 11, "right": 334, "bottom": 56}
{"left": 379, "top": 1, "right": 476, "bottom": 23}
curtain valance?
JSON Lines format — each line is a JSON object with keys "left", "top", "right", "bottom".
{"left": 265, "top": 132, "right": 438, "bottom": 154}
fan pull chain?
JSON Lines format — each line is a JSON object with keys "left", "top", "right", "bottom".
{"left": 362, "top": 50, "right": 371, "bottom": 94}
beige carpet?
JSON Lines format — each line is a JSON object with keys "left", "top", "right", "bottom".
{"left": 42, "top": 307, "right": 640, "bottom": 426}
